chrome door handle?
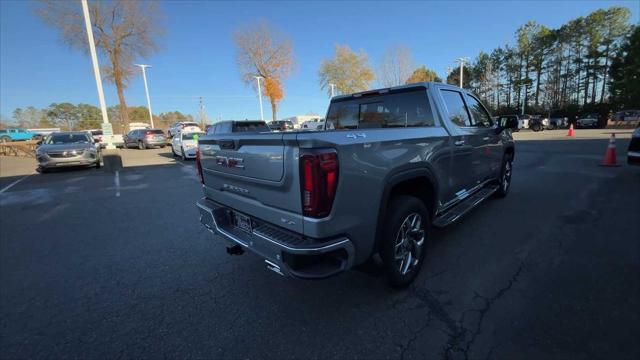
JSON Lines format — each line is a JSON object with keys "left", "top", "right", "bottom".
{"left": 482, "top": 137, "right": 490, "bottom": 141}
{"left": 454, "top": 140, "right": 465, "bottom": 146}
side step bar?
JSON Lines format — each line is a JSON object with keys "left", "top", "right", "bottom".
{"left": 433, "top": 184, "right": 499, "bottom": 227}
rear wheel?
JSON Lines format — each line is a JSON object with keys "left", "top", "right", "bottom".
{"left": 181, "top": 147, "right": 186, "bottom": 161}
{"left": 138, "top": 141, "right": 145, "bottom": 150}
{"left": 495, "top": 156, "right": 513, "bottom": 198}
{"left": 380, "top": 195, "right": 429, "bottom": 288}
{"left": 532, "top": 123, "right": 542, "bottom": 132}
{"left": 171, "top": 145, "right": 177, "bottom": 157}
{"left": 95, "top": 153, "right": 102, "bottom": 169}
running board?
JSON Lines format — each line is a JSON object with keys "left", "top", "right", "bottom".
{"left": 433, "top": 184, "right": 499, "bottom": 227}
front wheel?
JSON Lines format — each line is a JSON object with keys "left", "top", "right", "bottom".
{"left": 171, "top": 145, "right": 177, "bottom": 157}
{"left": 0, "top": 136, "right": 10, "bottom": 143}
{"left": 138, "top": 141, "right": 145, "bottom": 150}
{"left": 95, "top": 153, "right": 102, "bottom": 169}
{"left": 532, "top": 123, "right": 542, "bottom": 132}
{"left": 380, "top": 195, "right": 429, "bottom": 288}
{"left": 495, "top": 157, "right": 513, "bottom": 198}
{"left": 181, "top": 147, "right": 186, "bottom": 161}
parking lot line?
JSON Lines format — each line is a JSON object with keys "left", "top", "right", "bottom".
{"left": 0, "top": 174, "right": 32, "bottom": 194}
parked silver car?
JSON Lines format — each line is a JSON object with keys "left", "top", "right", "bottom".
{"left": 122, "top": 129, "right": 167, "bottom": 149}
{"left": 36, "top": 131, "right": 101, "bottom": 172}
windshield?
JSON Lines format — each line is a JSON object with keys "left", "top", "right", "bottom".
{"left": 182, "top": 132, "right": 204, "bottom": 140}
{"left": 45, "top": 133, "right": 90, "bottom": 144}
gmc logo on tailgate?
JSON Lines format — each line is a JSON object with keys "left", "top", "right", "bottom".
{"left": 215, "top": 156, "right": 244, "bottom": 169}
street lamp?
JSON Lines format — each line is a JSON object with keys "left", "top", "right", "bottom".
{"left": 135, "top": 64, "right": 154, "bottom": 128}
{"left": 329, "top": 83, "right": 336, "bottom": 97}
{"left": 80, "top": 0, "right": 114, "bottom": 149}
{"left": 455, "top": 57, "right": 469, "bottom": 88}
{"left": 254, "top": 76, "right": 264, "bottom": 121}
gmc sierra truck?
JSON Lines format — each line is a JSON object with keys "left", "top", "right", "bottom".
{"left": 195, "top": 82, "right": 518, "bottom": 287}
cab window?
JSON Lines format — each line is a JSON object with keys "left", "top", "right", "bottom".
{"left": 440, "top": 90, "right": 471, "bottom": 127}
{"left": 465, "top": 94, "right": 493, "bottom": 127}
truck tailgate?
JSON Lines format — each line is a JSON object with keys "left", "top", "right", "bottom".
{"left": 198, "top": 132, "right": 303, "bottom": 233}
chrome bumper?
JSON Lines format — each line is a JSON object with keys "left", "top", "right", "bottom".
{"left": 196, "top": 197, "right": 355, "bottom": 279}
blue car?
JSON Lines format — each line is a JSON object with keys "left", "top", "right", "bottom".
{"left": 0, "top": 128, "right": 35, "bottom": 143}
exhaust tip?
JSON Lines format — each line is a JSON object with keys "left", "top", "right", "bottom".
{"left": 265, "top": 260, "right": 284, "bottom": 276}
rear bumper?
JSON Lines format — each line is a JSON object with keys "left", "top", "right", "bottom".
{"left": 196, "top": 197, "right": 355, "bottom": 279}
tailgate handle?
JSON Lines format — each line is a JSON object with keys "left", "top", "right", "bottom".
{"left": 219, "top": 140, "right": 236, "bottom": 150}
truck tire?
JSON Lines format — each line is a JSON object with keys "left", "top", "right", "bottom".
{"left": 0, "top": 136, "right": 10, "bottom": 143}
{"left": 495, "top": 157, "right": 513, "bottom": 198}
{"left": 380, "top": 195, "right": 429, "bottom": 288}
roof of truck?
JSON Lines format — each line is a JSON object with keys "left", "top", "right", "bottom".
{"left": 331, "top": 82, "right": 466, "bottom": 101}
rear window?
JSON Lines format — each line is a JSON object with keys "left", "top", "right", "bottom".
{"left": 232, "top": 122, "right": 270, "bottom": 132}
{"left": 145, "top": 130, "right": 164, "bottom": 135}
{"left": 182, "top": 132, "right": 204, "bottom": 140}
{"left": 326, "top": 88, "right": 435, "bottom": 129}
{"left": 91, "top": 130, "right": 103, "bottom": 135}
{"left": 181, "top": 122, "right": 199, "bottom": 127}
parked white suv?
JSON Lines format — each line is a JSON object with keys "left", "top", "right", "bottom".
{"left": 168, "top": 122, "right": 201, "bottom": 138}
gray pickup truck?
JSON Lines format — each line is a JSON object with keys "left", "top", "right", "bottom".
{"left": 195, "top": 82, "right": 518, "bottom": 287}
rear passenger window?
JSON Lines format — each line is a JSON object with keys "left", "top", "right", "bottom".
{"left": 440, "top": 90, "right": 471, "bottom": 127}
{"left": 465, "top": 95, "right": 493, "bottom": 127}
{"left": 326, "top": 88, "right": 435, "bottom": 129}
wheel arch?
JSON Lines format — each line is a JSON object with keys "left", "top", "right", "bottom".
{"left": 374, "top": 167, "right": 439, "bottom": 254}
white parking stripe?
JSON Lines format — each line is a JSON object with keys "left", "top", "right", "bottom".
{"left": 0, "top": 175, "right": 32, "bottom": 195}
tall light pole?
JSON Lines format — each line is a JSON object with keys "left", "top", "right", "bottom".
{"left": 446, "top": 66, "right": 452, "bottom": 84}
{"left": 81, "top": 0, "right": 114, "bottom": 149}
{"left": 254, "top": 76, "right": 264, "bottom": 121}
{"left": 135, "top": 64, "right": 154, "bottom": 128}
{"left": 329, "top": 83, "right": 336, "bottom": 97}
{"left": 456, "top": 57, "right": 469, "bottom": 88}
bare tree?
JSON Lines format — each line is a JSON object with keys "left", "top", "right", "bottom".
{"left": 234, "top": 21, "right": 294, "bottom": 121}
{"left": 36, "top": 0, "right": 163, "bottom": 132}
{"left": 378, "top": 44, "right": 414, "bottom": 87}
{"left": 319, "top": 45, "right": 374, "bottom": 95}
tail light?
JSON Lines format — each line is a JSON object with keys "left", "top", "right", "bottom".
{"left": 299, "top": 149, "right": 338, "bottom": 218}
{"left": 195, "top": 147, "right": 204, "bottom": 184}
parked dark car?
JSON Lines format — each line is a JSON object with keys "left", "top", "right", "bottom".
{"left": 576, "top": 114, "right": 599, "bottom": 128}
{"left": 547, "top": 117, "right": 568, "bottom": 130}
{"left": 122, "top": 129, "right": 167, "bottom": 149}
{"left": 268, "top": 120, "right": 294, "bottom": 131}
{"left": 628, "top": 126, "right": 640, "bottom": 165}
{"left": 613, "top": 110, "right": 640, "bottom": 121}
{"left": 205, "top": 120, "right": 270, "bottom": 135}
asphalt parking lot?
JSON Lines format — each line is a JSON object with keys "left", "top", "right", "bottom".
{"left": 1, "top": 129, "right": 639, "bottom": 359}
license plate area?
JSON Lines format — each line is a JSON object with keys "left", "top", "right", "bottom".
{"left": 232, "top": 211, "right": 252, "bottom": 233}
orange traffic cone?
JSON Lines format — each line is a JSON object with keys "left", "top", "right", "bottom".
{"left": 600, "top": 133, "right": 620, "bottom": 167}
{"left": 567, "top": 124, "right": 575, "bottom": 137}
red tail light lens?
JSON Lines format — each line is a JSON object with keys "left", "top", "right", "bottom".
{"left": 300, "top": 149, "right": 339, "bottom": 218}
{"left": 195, "top": 148, "right": 204, "bottom": 184}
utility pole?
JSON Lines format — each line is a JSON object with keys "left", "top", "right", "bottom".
{"left": 81, "top": 0, "right": 114, "bottom": 149}
{"left": 199, "top": 97, "right": 205, "bottom": 128}
{"left": 446, "top": 67, "right": 452, "bottom": 84}
{"left": 135, "top": 64, "right": 154, "bottom": 128}
{"left": 254, "top": 76, "right": 264, "bottom": 121}
{"left": 329, "top": 83, "right": 336, "bottom": 97}
{"left": 521, "top": 85, "right": 526, "bottom": 116}
{"left": 456, "top": 57, "right": 469, "bottom": 88}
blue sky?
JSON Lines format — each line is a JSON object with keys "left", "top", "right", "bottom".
{"left": 1, "top": 0, "right": 638, "bottom": 122}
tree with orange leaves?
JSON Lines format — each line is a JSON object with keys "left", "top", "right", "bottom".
{"left": 234, "top": 21, "right": 294, "bottom": 121}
